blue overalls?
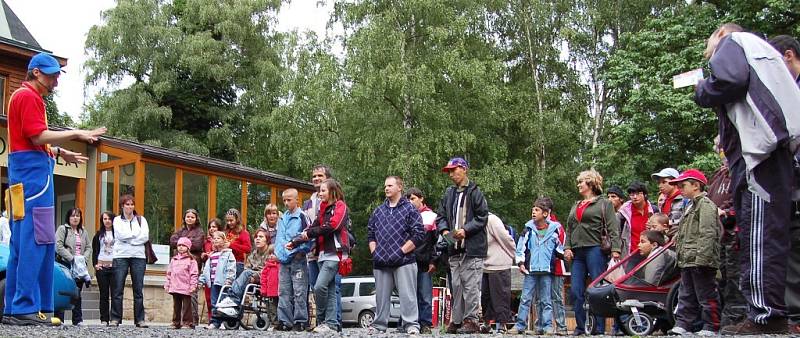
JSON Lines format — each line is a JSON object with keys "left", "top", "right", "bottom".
{"left": 4, "top": 150, "right": 56, "bottom": 315}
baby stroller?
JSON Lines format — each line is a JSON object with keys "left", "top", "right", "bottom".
{"left": 213, "top": 283, "right": 272, "bottom": 330}
{"left": 584, "top": 241, "right": 681, "bottom": 336}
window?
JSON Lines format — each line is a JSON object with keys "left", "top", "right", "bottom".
{"left": 0, "top": 75, "right": 5, "bottom": 115}
{"left": 99, "top": 169, "right": 114, "bottom": 213}
{"left": 183, "top": 172, "right": 209, "bottom": 225}
{"left": 120, "top": 163, "right": 135, "bottom": 196}
{"left": 359, "top": 282, "right": 376, "bottom": 297}
{"left": 216, "top": 177, "right": 241, "bottom": 223}
{"left": 144, "top": 163, "right": 176, "bottom": 245}
{"left": 246, "top": 183, "right": 271, "bottom": 233}
{"left": 99, "top": 152, "right": 120, "bottom": 163}
{"left": 340, "top": 282, "right": 355, "bottom": 298}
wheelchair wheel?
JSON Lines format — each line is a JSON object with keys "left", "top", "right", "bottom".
{"left": 222, "top": 319, "right": 240, "bottom": 330}
{"left": 623, "top": 312, "right": 655, "bottom": 336}
{"left": 254, "top": 313, "right": 269, "bottom": 331}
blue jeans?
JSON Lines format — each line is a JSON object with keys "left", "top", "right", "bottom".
{"left": 235, "top": 262, "right": 244, "bottom": 278}
{"left": 279, "top": 256, "right": 309, "bottom": 325}
{"left": 570, "top": 246, "right": 607, "bottom": 334}
{"left": 336, "top": 273, "right": 342, "bottom": 326}
{"left": 515, "top": 273, "right": 552, "bottom": 332}
{"left": 111, "top": 257, "right": 146, "bottom": 324}
{"left": 227, "top": 269, "right": 255, "bottom": 303}
{"left": 308, "top": 259, "right": 319, "bottom": 291}
{"left": 417, "top": 270, "right": 433, "bottom": 327}
{"left": 314, "top": 260, "right": 339, "bottom": 328}
{"left": 210, "top": 285, "right": 222, "bottom": 325}
{"left": 535, "top": 275, "right": 567, "bottom": 331}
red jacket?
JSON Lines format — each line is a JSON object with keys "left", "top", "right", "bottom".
{"left": 260, "top": 259, "right": 279, "bottom": 297}
{"left": 227, "top": 228, "right": 252, "bottom": 262}
{"left": 306, "top": 200, "right": 350, "bottom": 257}
{"left": 550, "top": 214, "right": 567, "bottom": 277}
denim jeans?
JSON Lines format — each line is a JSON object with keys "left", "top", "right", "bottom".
{"left": 570, "top": 246, "right": 607, "bottom": 334}
{"left": 308, "top": 259, "right": 319, "bottom": 291}
{"left": 314, "top": 260, "right": 339, "bottom": 328}
{"left": 235, "top": 261, "right": 244, "bottom": 278}
{"left": 535, "top": 275, "right": 567, "bottom": 331}
{"left": 417, "top": 270, "right": 433, "bottom": 327}
{"left": 515, "top": 273, "right": 552, "bottom": 332}
{"left": 336, "top": 273, "right": 342, "bottom": 326}
{"left": 210, "top": 284, "right": 222, "bottom": 325}
{"left": 279, "top": 255, "right": 309, "bottom": 325}
{"left": 227, "top": 269, "right": 256, "bottom": 303}
{"left": 111, "top": 257, "right": 146, "bottom": 324}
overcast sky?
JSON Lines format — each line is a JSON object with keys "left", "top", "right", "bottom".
{"left": 5, "top": 0, "right": 333, "bottom": 122}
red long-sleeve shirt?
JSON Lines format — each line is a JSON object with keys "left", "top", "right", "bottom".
{"left": 227, "top": 228, "right": 252, "bottom": 262}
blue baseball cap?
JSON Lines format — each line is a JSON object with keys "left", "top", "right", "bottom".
{"left": 442, "top": 157, "right": 469, "bottom": 172}
{"left": 27, "top": 53, "right": 63, "bottom": 74}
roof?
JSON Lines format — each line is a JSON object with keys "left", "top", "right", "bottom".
{"left": 0, "top": 116, "right": 313, "bottom": 191}
{"left": 99, "top": 135, "right": 314, "bottom": 191}
{"left": 0, "top": 0, "right": 45, "bottom": 52}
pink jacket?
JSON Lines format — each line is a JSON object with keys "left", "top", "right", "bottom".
{"left": 260, "top": 259, "right": 279, "bottom": 297}
{"left": 165, "top": 253, "right": 199, "bottom": 295}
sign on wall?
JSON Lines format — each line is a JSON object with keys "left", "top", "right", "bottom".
{"left": 0, "top": 127, "right": 88, "bottom": 179}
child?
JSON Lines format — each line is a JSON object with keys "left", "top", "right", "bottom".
{"left": 634, "top": 230, "right": 675, "bottom": 285}
{"left": 198, "top": 231, "right": 236, "bottom": 329}
{"left": 646, "top": 213, "right": 673, "bottom": 241}
{"left": 260, "top": 244, "right": 280, "bottom": 328}
{"left": 667, "top": 169, "right": 721, "bottom": 335}
{"left": 509, "top": 197, "right": 563, "bottom": 335}
{"left": 201, "top": 218, "right": 222, "bottom": 322}
{"left": 165, "top": 237, "right": 199, "bottom": 329}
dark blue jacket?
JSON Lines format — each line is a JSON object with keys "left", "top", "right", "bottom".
{"left": 367, "top": 197, "right": 425, "bottom": 269}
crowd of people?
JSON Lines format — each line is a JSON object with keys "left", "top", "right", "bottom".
{"left": 1, "top": 22, "right": 798, "bottom": 336}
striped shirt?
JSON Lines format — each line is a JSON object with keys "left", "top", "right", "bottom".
{"left": 209, "top": 251, "right": 221, "bottom": 282}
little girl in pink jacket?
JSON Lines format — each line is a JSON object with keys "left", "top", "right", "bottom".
{"left": 165, "top": 237, "right": 199, "bottom": 329}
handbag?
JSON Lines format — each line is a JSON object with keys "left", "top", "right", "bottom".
{"left": 599, "top": 199, "right": 613, "bottom": 255}
{"left": 338, "top": 256, "right": 353, "bottom": 276}
{"left": 144, "top": 240, "right": 158, "bottom": 264}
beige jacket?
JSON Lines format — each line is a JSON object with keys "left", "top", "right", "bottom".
{"left": 483, "top": 213, "right": 515, "bottom": 272}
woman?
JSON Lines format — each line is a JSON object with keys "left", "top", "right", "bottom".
{"left": 225, "top": 209, "right": 251, "bottom": 277}
{"left": 564, "top": 170, "right": 621, "bottom": 335}
{"left": 169, "top": 209, "right": 205, "bottom": 327}
{"left": 294, "top": 178, "right": 349, "bottom": 334}
{"left": 92, "top": 211, "right": 116, "bottom": 326}
{"left": 111, "top": 194, "right": 150, "bottom": 328}
{"left": 260, "top": 204, "right": 280, "bottom": 245}
{"left": 55, "top": 208, "right": 91, "bottom": 326}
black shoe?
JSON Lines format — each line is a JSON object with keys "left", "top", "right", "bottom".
{"left": 2, "top": 312, "right": 55, "bottom": 326}
{"left": 293, "top": 323, "right": 310, "bottom": 332}
{"left": 135, "top": 322, "right": 149, "bottom": 328}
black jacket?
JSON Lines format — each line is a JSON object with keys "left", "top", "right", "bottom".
{"left": 435, "top": 181, "right": 489, "bottom": 258}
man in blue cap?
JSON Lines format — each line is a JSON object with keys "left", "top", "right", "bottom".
{"left": 436, "top": 157, "right": 488, "bottom": 334}
{"left": 3, "top": 53, "right": 105, "bottom": 326}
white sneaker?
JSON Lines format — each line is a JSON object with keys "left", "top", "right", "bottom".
{"left": 696, "top": 329, "right": 717, "bottom": 336}
{"left": 205, "top": 324, "right": 215, "bottom": 329}
{"left": 217, "top": 307, "right": 238, "bottom": 317}
{"left": 216, "top": 297, "right": 238, "bottom": 308}
{"left": 313, "top": 324, "right": 335, "bottom": 333}
{"left": 668, "top": 326, "right": 689, "bottom": 335}
{"left": 407, "top": 327, "right": 420, "bottom": 335}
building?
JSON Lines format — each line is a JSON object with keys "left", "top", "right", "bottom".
{"left": 0, "top": 1, "right": 314, "bottom": 323}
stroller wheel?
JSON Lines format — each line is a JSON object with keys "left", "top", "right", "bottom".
{"left": 623, "top": 312, "right": 655, "bottom": 336}
{"left": 254, "top": 313, "right": 269, "bottom": 331}
{"left": 222, "top": 319, "right": 241, "bottom": 330}
{"left": 584, "top": 311, "right": 596, "bottom": 334}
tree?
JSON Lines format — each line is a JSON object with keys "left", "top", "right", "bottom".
{"left": 84, "top": 0, "right": 284, "bottom": 160}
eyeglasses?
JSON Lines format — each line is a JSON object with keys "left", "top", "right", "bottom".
{"left": 628, "top": 192, "right": 644, "bottom": 197}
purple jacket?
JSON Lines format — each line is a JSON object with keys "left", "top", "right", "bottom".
{"left": 165, "top": 253, "right": 199, "bottom": 296}
{"left": 367, "top": 197, "right": 425, "bottom": 268}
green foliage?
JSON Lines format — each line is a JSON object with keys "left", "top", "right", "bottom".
{"left": 43, "top": 95, "right": 74, "bottom": 127}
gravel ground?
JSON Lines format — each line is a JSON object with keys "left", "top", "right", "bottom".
{"left": 0, "top": 324, "right": 797, "bottom": 338}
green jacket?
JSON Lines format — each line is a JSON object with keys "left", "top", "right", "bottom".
{"left": 566, "top": 196, "right": 622, "bottom": 253}
{"left": 675, "top": 193, "right": 721, "bottom": 269}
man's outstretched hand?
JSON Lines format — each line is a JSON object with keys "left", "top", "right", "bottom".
{"left": 60, "top": 148, "right": 89, "bottom": 164}
{"left": 76, "top": 127, "right": 107, "bottom": 144}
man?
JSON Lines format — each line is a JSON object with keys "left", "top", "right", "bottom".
{"left": 3, "top": 53, "right": 106, "bottom": 326}
{"left": 652, "top": 167, "right": 688, "bottom": 227}
{"left": 436, "top": 157, "right": 489, "bottom": 334}
{"left": 607, "top": 186, "right": 626, "bottom": 212}
{"left": 694, "top": 23, "right": 800, "bottom": 334}
{"left": 405, "top": 187, "right": 439, "bottom": 333}
{"left": 276, "top": 189, "right": 312, "bottom": 331}
{"left": 618, "top": 181, "right": 659, "bottom": 255}
{"left": 367, "top": 176, "right": 424, "bottom": 334}
{"left": 769, "top": 34, "right": 800, "bottom": 334}
{"left": 301, "top": 165, "right": 342, "bottom": 330}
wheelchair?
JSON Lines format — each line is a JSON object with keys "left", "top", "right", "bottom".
{"left": 213, "top": 283, "right": 273, "bottom": 330}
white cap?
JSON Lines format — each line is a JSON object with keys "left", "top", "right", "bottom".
{"left": 651, "top": 168, "right": 680, "bottom": 179}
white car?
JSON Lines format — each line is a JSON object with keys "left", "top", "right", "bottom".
{"left": 340, "top": 276, "right": 402, "bottom": 328}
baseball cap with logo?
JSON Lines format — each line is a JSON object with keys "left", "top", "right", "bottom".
{"left": 441, "top": 157, "right": 469, "bottom": 172}
{"left": 27, "top": 53, "right": 63, "bottom": 75}
{"left": 669, "top": 169, "right": 708, "bottom": 186}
